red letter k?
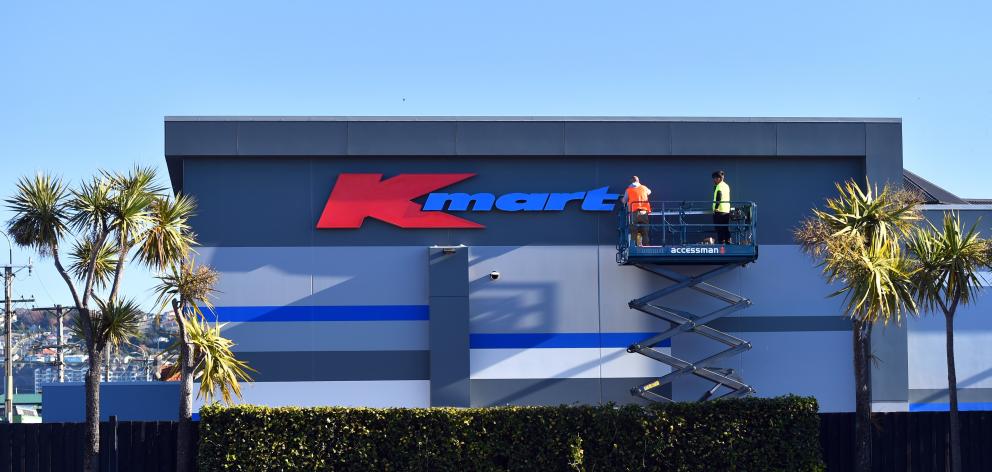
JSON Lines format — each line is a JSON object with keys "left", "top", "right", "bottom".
{"left": 317, "top": 173, "right": 483, "bottom": 229}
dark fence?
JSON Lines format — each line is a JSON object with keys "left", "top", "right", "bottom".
{"left": 820, "top": 411, "right": 992, "bottom": 471}
{"left": 1, "top": 412, "right": 990, "bottom": 471}
{"left": 0, "top": 418, "right": 197, "bottom": 472}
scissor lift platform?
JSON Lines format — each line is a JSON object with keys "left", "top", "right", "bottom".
{"left": 620, "top": 244, "right": 758, "bottom": 265}
{"left": 617, "top": 201, "right": 758, "bottom": 265}
{"left": 617, "top": 201, "right": 758, "bottom": 402}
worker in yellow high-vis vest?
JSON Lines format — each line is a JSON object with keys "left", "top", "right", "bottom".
{"left": 711, "top": 170, "right": 731, "bottom": 244}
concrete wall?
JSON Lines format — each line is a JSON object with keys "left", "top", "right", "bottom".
{"left": 165, "top": 117, "right": 905, "bottom": 413}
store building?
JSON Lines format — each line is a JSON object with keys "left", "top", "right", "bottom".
{"left": 162, "top": 117, "right": 986, "bottom": 413}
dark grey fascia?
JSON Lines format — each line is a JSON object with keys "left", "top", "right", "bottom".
{"left": 164, "top": 117, "right": 902, "bottom": 192}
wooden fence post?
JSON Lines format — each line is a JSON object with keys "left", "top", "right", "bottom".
{"left": 109, "top": 415, "right": 119, "bottom": 472}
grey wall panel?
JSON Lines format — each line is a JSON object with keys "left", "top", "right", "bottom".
{"left": 671, "top": 122, "right": 776, "bottom": 155}
{"left": 471, "top": 378, "right": 601, "bottom": 406}
{"left": 598, "top": 246, "right": 721, "bottom": 333}
{"left": 199, "top": 246, "right": 429, "bottom": 307}
{"left": 165, "top": 121, "right": 238, "bottom": 156}
{"left": 469, "top": 246, "right": 600, "bottom": 333}
{"left": 602, "top": 255, "right": 754, "bottom": 330}
{"left": 908, "top": 290, "right": 992, "bottom": 390}
{"left": 922, "top": 209, "right": 992, "bottom": 231}
{"left": 348, "top": 121, "right": 456, "bottom": 155}
{"left": 185, "top": 158, "right": 313, "bottom": 247}
{"left": 455, "top": 121, "right": 564, "bottom": 155}
{"left": 910, "top": 212, "right": 992, "bottom": 391}
{"left": 197, "top": 246, "right": 313, "bottom": 307}
{"left": 564, "top": 122, "right": 671, "bottom": 155}
{"left": 238, "top": 351, "right": 430, "bottom": 382}
{"left": 873, "top": 323, "right": 908, "bottom": 402}
{"left": 731, "top": 157, "right": 865, "bottom": 248}
{"left": 223, "top": 321, "right": 429, "bottom": 352}
{"left": 237, "top": 121, "right": 347, "bottom": 156}
{"left": 739, "top": 245, "right": 848, "bottom": 316}
{"left": 776, "top": 123, "right": 866, "bottom": 156}
{"left": 743, "top": 331, "right": 854, "bottom": 412}
{"left": 310, "top": 247, "right": 428, "bottom": 305}
{"left": 672, "top": 331, "right": 854, "bottom": 412}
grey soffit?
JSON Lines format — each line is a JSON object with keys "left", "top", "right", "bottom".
{"left": 236, "top": 351, "right": 429, "bottom": 382}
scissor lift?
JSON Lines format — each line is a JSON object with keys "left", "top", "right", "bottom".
{"left": 617, "top": 201, "right": 759, "bottom": 402}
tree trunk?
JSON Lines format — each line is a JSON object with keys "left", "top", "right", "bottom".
{"left": 853, "top": 320, "right": 873, "bottom": 472}
{"left": 84, "top": 346, "right": 103, "bottom": 472}
{"left": 176, "top": 303, "right": 195, "bottom": 472}
{"left": 946, "top": 312, "right": 962, "bottom": 472}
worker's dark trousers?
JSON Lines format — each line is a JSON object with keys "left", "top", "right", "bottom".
{"left": 713, "top": 212, "right": 731, "bottom": 243}
{"left": 634, "top": 211, "right": 650, "bottom": 246}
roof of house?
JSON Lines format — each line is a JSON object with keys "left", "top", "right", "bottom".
{"left": 904, "top": 169, "right": 970, "bottom": 204}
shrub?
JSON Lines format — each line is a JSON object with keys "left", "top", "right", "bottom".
{"left": 198, "top": 395, "right": 823, "bottom": 471}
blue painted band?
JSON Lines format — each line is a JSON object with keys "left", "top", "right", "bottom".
{"left": 207, "top": 305, "right": 429, "bottom": 322}
{"left": 909, "top": 402, "right": 992, "bottom": 412}
{"left": 470, "top": 333, "right": 672, "bottom": 349}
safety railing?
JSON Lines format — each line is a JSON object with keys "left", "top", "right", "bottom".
{"left": 617, "top": 200, "right": 758, "bottom": 264}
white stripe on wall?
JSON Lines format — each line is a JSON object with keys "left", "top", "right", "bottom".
{"left": 192, "top": 380, "right": 430, "bottom": 409}
{"left": 470, "top": 348, "right": 672, "bottom": 379}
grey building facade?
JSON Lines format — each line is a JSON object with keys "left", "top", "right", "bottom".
{"left": 165, "top": 117, "right": 915, "bottom": 412}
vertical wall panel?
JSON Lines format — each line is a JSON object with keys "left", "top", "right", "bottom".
{"left": 429, "top": 247, "right": 470, "bottom": 406}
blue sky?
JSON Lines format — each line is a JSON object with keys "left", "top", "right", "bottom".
{"left": 1, "top": 1, "right": 990, "bottom": 309}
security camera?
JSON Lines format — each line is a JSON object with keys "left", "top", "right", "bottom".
{"left": 489, "top": 271, "right": 500, "bottom": 281}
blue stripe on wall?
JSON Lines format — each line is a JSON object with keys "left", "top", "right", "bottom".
{"left": 910, "top": 402, "right": 992, "bottom": 412}
{"left": 208, "top": 305, "right": 429, "bottom": 322}
{"left": 470, "top": 333, "right": 672, "bottom": 349}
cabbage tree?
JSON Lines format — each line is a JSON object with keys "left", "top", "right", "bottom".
{"left": 155, "top": 259, "right": 252, "bottom": 472}
{"left": 5, "top": 168, "right": 192, "bottom": 472}
{"left": 795, "top": 179, "right": 920, "bottom": 472}
{"left": 907, "top": 212, "right": 991, "bottom": 472}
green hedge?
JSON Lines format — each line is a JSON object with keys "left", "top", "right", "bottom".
{"left": 198, "top": 396, "right": 823, "bottom": 471}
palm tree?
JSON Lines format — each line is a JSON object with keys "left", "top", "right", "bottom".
{"left": 906, "top": 212, "right": 991, "bottom": 472}
{"left": 795, "top": 179, "right": 920, "bottom": 472}
{"left": 155, "top": 259, "right": 252, "bottom": 472}
{"left": 5, "top": 168, "right": 192, "bottom": 472}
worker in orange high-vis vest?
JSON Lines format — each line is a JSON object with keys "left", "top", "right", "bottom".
{"left": 622, "top": 176, "right": 652, "bottom": 246}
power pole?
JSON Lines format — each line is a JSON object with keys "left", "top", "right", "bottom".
{"left": 2, "top": 263, "right": 34, "bottom": 423}
{"left": 56, "top": 305, "right": 65, "bottom": 382}
{"left": 36, "top": 305, "right": 69, "bottom": 383}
